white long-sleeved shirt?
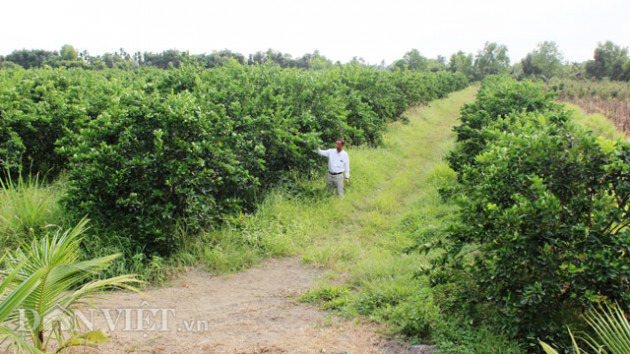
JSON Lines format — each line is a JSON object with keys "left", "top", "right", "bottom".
{"left": 317, "top": 148, "right": 350, "bottom": 179}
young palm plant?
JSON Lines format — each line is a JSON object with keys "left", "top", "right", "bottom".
{"left": 0, "top": 218, "right": 143, "bottom": 352}
{"left": 0, "top": 255, "right": 46, "bottom": 353}
{"left": 540, "top": 303, "right": 630, "bottom": 354}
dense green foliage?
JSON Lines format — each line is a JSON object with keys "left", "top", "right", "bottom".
{"left": 0, "top": 68, "right": 101, "bottom": 176}
{"left": 0, "top": 63, "right": 467, "bottom": 256}
{"left": 447, "top": 75, "right": 559, "bottom": 174}
{"left": 432, "top": 76, "right": 630, "bottom": 345}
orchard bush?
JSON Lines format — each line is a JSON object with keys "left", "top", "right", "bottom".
{"left": 430, "top": 76, "right": 630, "bottom": 344}
{"left": 0, "top": 67, "right": 160, "bottom": 178}
{"left": 63, "top": 89, "right": 259, "bottom": 255}
{"left": 447, "top": 75, "right": 559, "bottom": 175}
{"left": 0, "top": 68, "right": 91, "bottom": 177}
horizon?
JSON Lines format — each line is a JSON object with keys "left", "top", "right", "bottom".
{"left": 2, "top": 41, "right": 624, "bottom": 67}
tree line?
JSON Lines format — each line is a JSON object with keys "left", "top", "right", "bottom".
{"left": 0, "top": 47, "right": 335, "bottom": 71}
{"left": 2, "top": 40, "right": 628, "bottom": 82}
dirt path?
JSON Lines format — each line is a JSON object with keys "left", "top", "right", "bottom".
{"left": 83, "top": 258, "right": 431, "bottom": 353}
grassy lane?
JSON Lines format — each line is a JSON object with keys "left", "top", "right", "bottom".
{"left": 302, "top": 87, "right": 476, "bottom": 270}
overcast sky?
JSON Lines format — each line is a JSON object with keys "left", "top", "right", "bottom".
{"left": 2, "top": 0, "right": 629, "bottom": 65}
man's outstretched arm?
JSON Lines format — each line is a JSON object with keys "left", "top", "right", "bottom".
{"left": 317, "top": 148, "right": 329, "bottom": 157}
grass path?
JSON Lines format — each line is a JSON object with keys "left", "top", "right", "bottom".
{"left": 303, "top": 87, "right": 476, "bottom": 271}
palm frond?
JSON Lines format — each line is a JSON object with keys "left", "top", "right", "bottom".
{"left": 582, "top": 303, "right": 630, "bottom": 354}
{"left": 0, "top": 268, "right": 45, "bottom": 322}
{"left": 0, "top": 324, "right": 43, "bottom": 354}
{"left": 0, "top": 217, "right": 143, "bottom": 351}
{"left": 539, "top": 340, "right": 559, "bottom": 354}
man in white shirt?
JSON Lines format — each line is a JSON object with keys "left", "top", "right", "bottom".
{"left": 317, "top": 138, "right": 350, "bottom": 199}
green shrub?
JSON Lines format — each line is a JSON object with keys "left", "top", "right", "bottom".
{"left": 447, "top": 75, "right": 559, "bottom": 174}
{"left": 376, "top": 295, "right": 441, "bottom": 340}
{"left": 301, "top": 285, "right": 350, "bottom": 310}
{"left": 0, "top": 68, "right": 98, "bottom": 179}
{"left": 354, "top": 281, "right": 414, "bottom": 315}
{"left": 63, "top": 88, "right": 256, "bottom": 256}
{"left": 431, "top": 81, "right": 630, "bottom": 342}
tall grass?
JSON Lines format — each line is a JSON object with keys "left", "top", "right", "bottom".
{"left": 0, "top": 173, "right": 66, "bottom": 251}
{"left": 565, "top": 102, "right": 627, "bottom": 140}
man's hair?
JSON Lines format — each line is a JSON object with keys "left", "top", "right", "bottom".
{"left": 336, "top": 138, "right": 344, "bottom": 146}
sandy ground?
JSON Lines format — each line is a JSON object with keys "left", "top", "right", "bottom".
{"left": 68, "top": 258, "right": 434, "bottom": 353}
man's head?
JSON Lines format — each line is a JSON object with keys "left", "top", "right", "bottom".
{"left": 335, "top": 138, "right": 344, "bottom": 152}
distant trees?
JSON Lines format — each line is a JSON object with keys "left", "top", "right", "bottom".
{"left": 5, "top": 49, "right": 58, "bottom": 69}
{"left": 3, "top": 41, "right": 629, "bottom": 83}
{"left": 248, "top": 49, "right": 290, "bottom": 66}
{"left": 398, "top": 49, "right": 429, "bottom": 71}
{"left": 0, "top": 58, "right": 21, "bottom": 70}
{"left": 473, "top": 42, "right": 510, "bottom": 79}
{"left": 521, "top": 41, "right": 564, "bottom": 79}
{"left": 246, "top": 49, "right": 324, "bottom": 69}
{"left": 310, "top": 51, "right": 334, "bottom": 70}
{"left": 197, "top": 49, "right": 245, "bottom": 67}
{"left": 390, "top": 49, "right": 448, "bottom": 74}
{"left": 142, "top": 49, "right": 181, "bottom": 69}
{"left": 448, "top": 51, "right": 475, "bottom": 80}
{"left": 585, "top": 41, "right": 630, "bottom": 81}
{"left": 391, "top": 41, "right": 629, "bottom": 83}
{"left": 60, "top": 44, "right": 78, "bottom": 61}
{"left": 0, "top": 46, "right": 336, "bottom": 71}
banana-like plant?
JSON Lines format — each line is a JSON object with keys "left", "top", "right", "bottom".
{"left": 0, "top": 218, "right": 143, "bottom": 352}
{"left": 540, "top": 303, "right": 630, "bottom": 354}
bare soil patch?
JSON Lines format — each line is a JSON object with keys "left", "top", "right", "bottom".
{"left": 78, "top": 258, "right": 431, "bottom": 353}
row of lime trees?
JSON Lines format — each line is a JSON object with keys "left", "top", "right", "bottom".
{"left": 441, "top": 76, "right": 630, "bottom": 353}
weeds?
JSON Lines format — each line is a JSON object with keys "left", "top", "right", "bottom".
{"left": 0, "top": 173, "right": 66, "bottom": 251}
